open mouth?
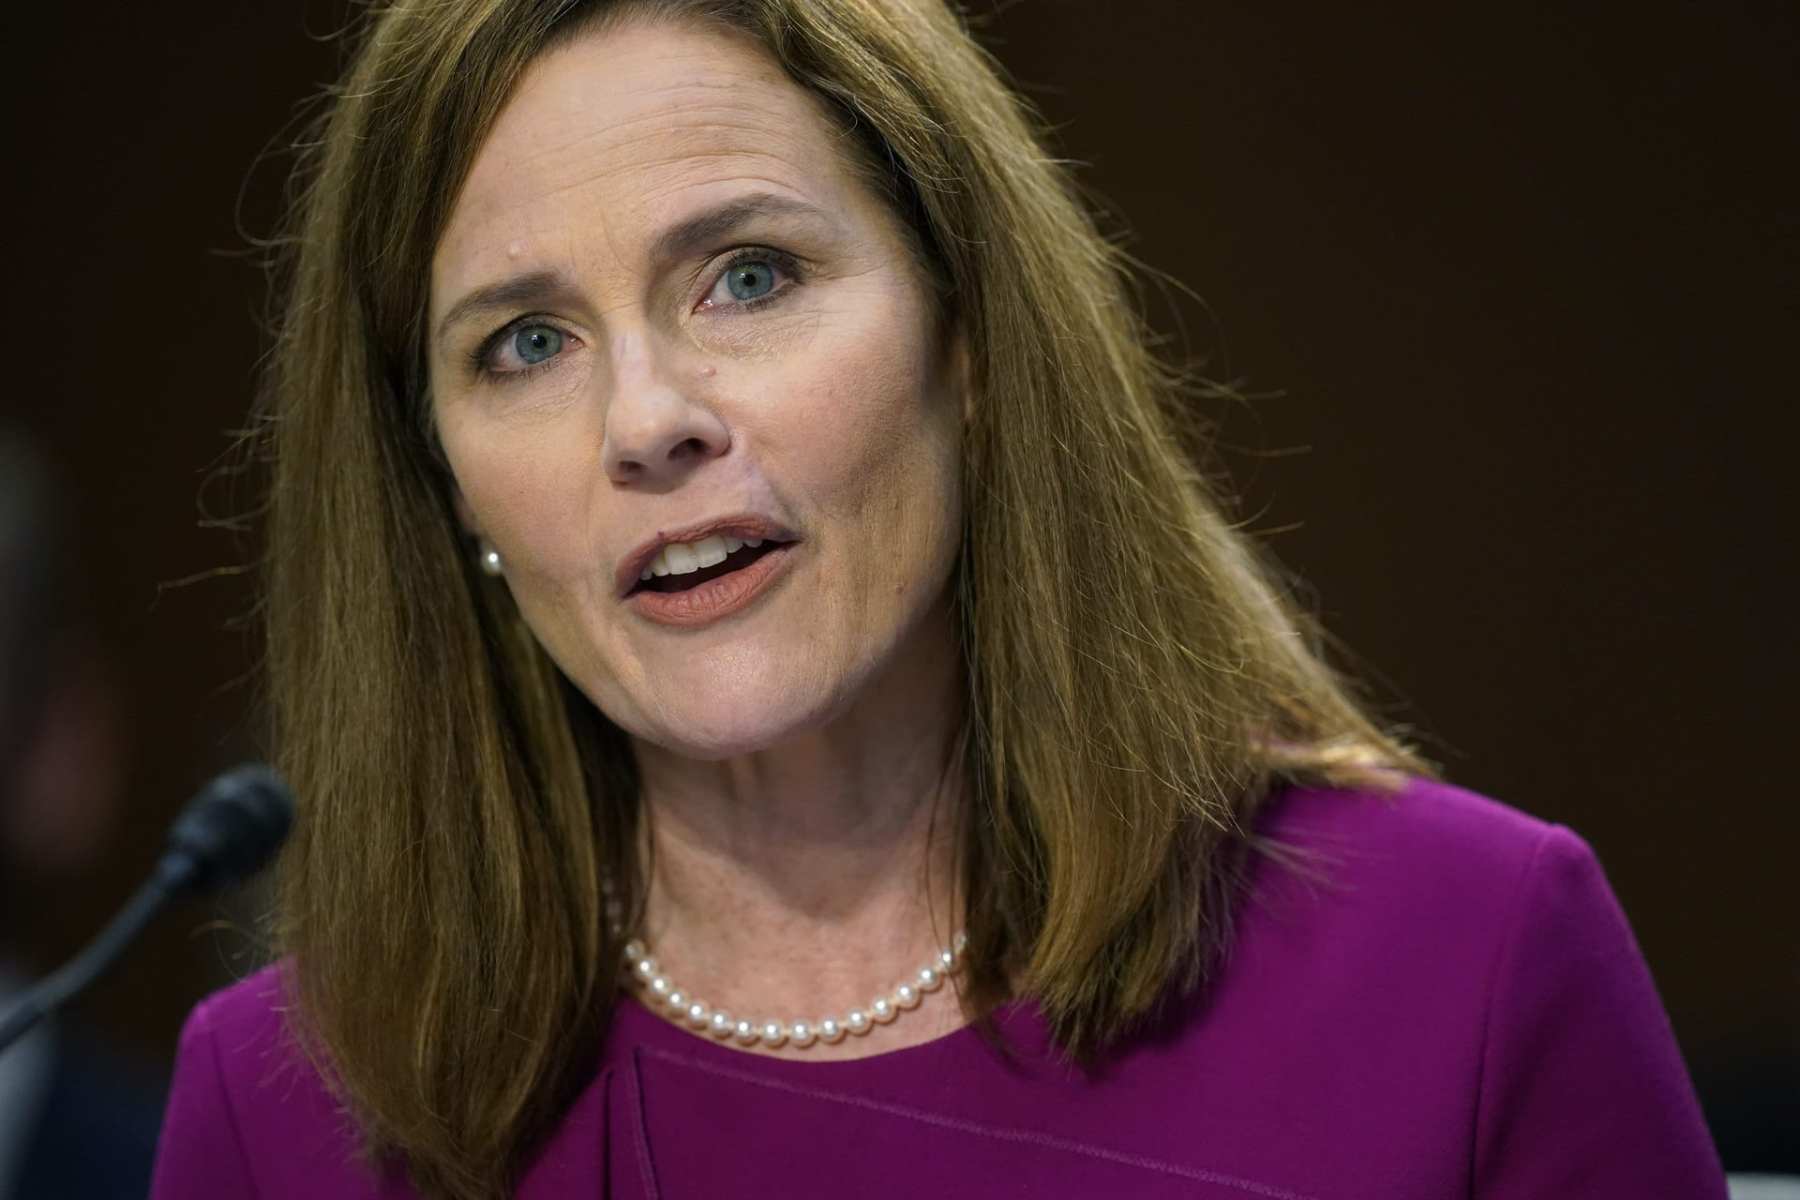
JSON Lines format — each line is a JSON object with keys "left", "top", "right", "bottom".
{"left": 628, "top": 538, "right": 789, "bottom": 596}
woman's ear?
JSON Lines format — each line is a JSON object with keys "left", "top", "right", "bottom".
{"left": 453, "top": 489, "right": 506, "bottom": 578}
{"left": 947, "top": 327, "right": 974, "bottom": 429}
{"left": 451, "top": 485, "right": 481, "bottom": 539}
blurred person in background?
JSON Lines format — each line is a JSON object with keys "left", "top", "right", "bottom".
{"left": 0, "top": 432, "right": 162, "bottom": 1198}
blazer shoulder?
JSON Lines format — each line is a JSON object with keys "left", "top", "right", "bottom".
{"left": 193, "top": 960, "right": 357, "bottom": 1135}
{"left": 191, "top": 962, "right": 291, "bottom": 1053}
{"left": 153, "top": 962, "right": 385, "bottom": 1199}
{"left": 1256, "top": 772, "right": 1567, "bottom": 903}
{"left": 182, "top": 963, "right": 325, "bottom": 1110}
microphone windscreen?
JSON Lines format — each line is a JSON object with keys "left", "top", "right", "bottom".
{"left": 162, "top": 763, "right": 296, "bottom": 894}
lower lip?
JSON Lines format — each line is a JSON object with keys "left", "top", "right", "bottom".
{"left": 626, "top": 543, "right": 797, "bottom": 627}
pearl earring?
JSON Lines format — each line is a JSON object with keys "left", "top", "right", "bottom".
{"left": 479, "top": 545, "right": 504, "bottom": 577}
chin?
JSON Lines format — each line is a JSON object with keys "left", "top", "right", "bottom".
{"left": 639, "top": 702, "right": 833, "bottom": 761}
{"left": 625, "top": 669, "right": 856, "bottom": 762}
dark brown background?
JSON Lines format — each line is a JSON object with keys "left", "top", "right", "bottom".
{"left": 4, "top": 0, "right": 1794, "bottom": 1167}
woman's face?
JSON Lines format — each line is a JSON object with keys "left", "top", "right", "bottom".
{"left": 428, "top": 17, "right": 966, "bottom": 760}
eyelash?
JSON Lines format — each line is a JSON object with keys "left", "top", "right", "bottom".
{"left": 468, "top": 246, "right": 804, "bottom": 385}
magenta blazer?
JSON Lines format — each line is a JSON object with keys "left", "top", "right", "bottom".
{"left": 149, "top": 777, "right": 1728, "bottom": 1198}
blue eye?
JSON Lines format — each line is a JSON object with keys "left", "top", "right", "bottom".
{"left": 723, "top": 260, "right": 776, "bottom": 302}
{"left": 701, "top": 250, "right": 801, "bottom": 312}
{"left": 512, "top": 324, "right": 563, "bottom": 364}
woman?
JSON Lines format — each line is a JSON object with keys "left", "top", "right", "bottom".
{"left": 149, "top": 0, "right": 1727, "bottom": 1197}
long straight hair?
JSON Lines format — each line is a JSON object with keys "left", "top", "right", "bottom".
{"left": 256, "top": 1, "right": 1439, "bottom": 1195}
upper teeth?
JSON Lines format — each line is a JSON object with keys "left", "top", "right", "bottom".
{"left": 641, "top": 534, "right": 765, "bottom": 580}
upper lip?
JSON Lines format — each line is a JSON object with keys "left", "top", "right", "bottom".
{"left": 616, "top": 513, "right": 799, "bottom": 597}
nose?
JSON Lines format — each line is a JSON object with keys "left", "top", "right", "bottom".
{"left": 599, "top": 331, "right": 729, "bottom": 489}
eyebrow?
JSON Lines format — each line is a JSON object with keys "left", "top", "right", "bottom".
{"left": 651, "top": 191, "right": 836, "bottom": 265}
{"left": 433, "top": 269, "right": 581, "bottom": 346}
{"left": 433, "top": 192, "right": 838, "bottom": 345}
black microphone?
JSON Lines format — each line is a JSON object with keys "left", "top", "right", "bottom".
{"left": 0, "top": 764, "right": 295, "bottom": 1054}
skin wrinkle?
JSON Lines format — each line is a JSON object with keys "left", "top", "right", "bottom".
{"left": 438, "top": 228, "right": 836, "bottom": 397}
{"left": 436, "top": 187, "right": 862, "bottom": 366}
{"left": 455, "top": 82, "right": 839, "bottom": 237}
{"left": 428, "top": 18, "right": 970, "bottom": 1058}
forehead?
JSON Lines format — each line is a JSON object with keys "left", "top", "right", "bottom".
{"left": 434, "top": 17, "right": 862, "bottom": 291}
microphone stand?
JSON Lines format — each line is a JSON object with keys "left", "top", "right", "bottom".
{"left": 0, "top": 764, "right": 294, "bottom": 1055}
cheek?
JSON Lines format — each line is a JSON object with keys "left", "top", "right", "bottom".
{"left": 807, "top": 368, "right": 923, "bottom": 506}
{"left": 439, "top": 411, "right": 603, "bottom": 577}
{"left": 776, "top": 305, "right": 961, "bottom": 584}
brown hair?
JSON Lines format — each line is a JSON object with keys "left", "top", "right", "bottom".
{"left": 254, "top": 0, "right": 1439, "bottom": 1195}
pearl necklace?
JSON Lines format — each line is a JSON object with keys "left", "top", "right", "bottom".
{"left": 617, "top": 928, "right": 969, "bottom": 1049}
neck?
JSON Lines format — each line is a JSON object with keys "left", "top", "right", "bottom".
{"left": 626, "top": 609, "right": 968, "bottom": 1051}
